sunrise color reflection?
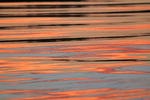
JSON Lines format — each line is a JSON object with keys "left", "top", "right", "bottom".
{"left": 0, "top": 0, "right": 150, "bottom": 100}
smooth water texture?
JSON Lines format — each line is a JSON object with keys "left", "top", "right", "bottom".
{"left": 0, "top": 0, "right": 150, "bottom": 100}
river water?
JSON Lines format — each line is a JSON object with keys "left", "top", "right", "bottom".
{"left": 0, "top": 0, "right": 150, "bottom": 100}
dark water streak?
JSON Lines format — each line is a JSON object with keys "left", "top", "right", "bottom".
{"left": 1, "top": 2, "right": 150, "bottom": 9}
{"left": 1, "top": 10, "right": 150, "bottom": 18}
{"left": 0, "top": 33, "right": 150, "bottom": 43}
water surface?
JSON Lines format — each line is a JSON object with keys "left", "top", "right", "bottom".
{"left": 0, "top": 0, "right": 150, "bottom": 100}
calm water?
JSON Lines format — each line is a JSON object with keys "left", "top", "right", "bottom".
{"left": 0, "top": 0, "right": 150, "bottom": 100}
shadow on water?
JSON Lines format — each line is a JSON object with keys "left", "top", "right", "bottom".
{"left": 0, "top": 33, "right": 150, "bottom": 43}
{"left": 1, "top": 2, "right": 150, "bottom": 9}
{"left": 0, "top": 10, "right": 150, "bottom": 18}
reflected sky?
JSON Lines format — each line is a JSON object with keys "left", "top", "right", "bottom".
{"left": 0, "top": 0, "right": 150, "bottom": 100}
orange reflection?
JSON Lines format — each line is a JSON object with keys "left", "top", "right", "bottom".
{"left": 96, "top": 68, "right": 149, "bottom": 74}
{"left": 0, "top": 43, "right": 55, "bottom": 49}
{"left": 1, "top": 88, "right": 149, "bottom": 100}
{"left": 0, "top": 78, "right": 38, "bottom": 82}
{"left": 79, "top": 24, "right": 150, "bottom": 31}
{"left": 1, "top": 1, "right": 150, "bottom": 100}
{"left": 0, "top": 31, "right": 68, "bottom": 39}
{"left": 0, "top": 18, "right": 106, "bottom": 24}
{"left": 0, "top": 57, "right": 149, "bottom": 75}
{"left": 105, "top": 7, "right": 150, "bottom": 10}
{"left": 0, "top": 2, "right": 103, "bottom": 6}
{"left": 0, "top": 75, "right": 17, "bottom": 78}
{"left": 5, "top": 77, "right": 92, "bottom": 85}
{"left": 1, "top": 39, "right": 150, "bottom": 60}
{"left": 0, "top": 2, "right": 77, "bottom": 6}
{"left": 0, "top": 18, "right": 61, "bottom": 24}
{"left": 0, "top": 89, "right": 52, "bottom": 94}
